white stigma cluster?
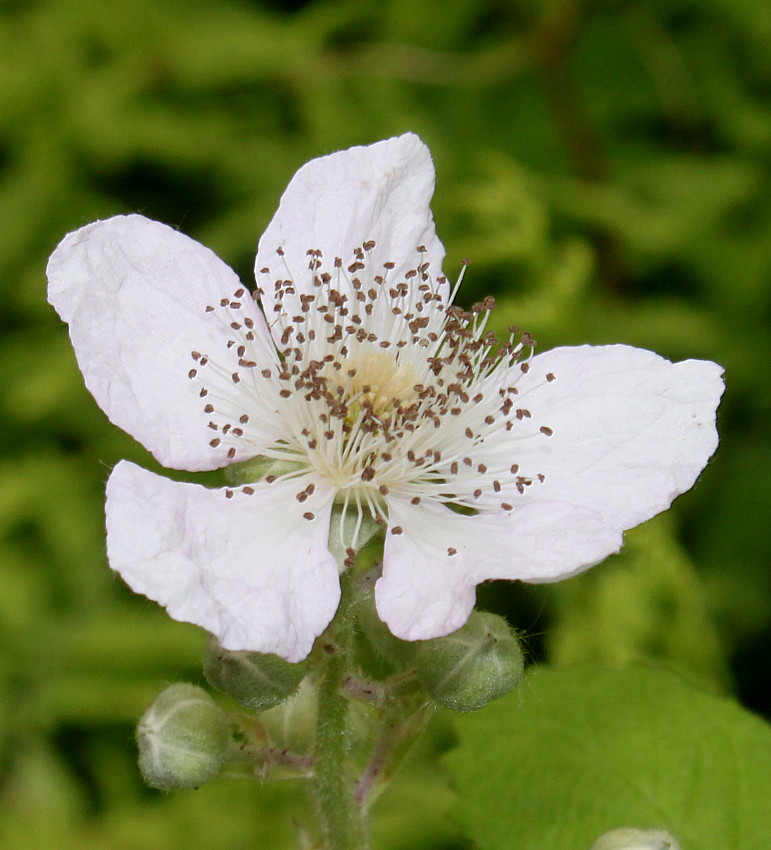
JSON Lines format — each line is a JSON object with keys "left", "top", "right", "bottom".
{"left": 189, "top": 241, "right": 554, "bottom": 560}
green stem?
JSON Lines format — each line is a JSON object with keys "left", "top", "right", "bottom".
{"left": 311, "top": 580, "right": 367, "bottom": 850}
{"left": 356, "top": 705, "right": 433, "bottom": 810}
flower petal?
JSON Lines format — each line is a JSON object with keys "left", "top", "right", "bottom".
{"left": 48, "top": 215, "right": 279, "bottom": 471}
{"left": 508, "top": 345, "right": 724, "bottom": 530}
{"left": 375, "top": 495, "right": 621, "bottom": 641}
{"left": 255, "top": 133, "right": 447, "bottom": 323}
{"left": 105, "top": 461, "right": 340, "bottom": 661}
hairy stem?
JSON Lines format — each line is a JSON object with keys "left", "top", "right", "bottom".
{"left": 310, "top": 580, "right": 368, "bottom": 850}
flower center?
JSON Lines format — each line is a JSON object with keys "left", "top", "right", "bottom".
{"left": 191, "top": 240, "right": 554, "bottom": 554}
{"left": 341, "top": 352, "right": 420, "bottom": 420}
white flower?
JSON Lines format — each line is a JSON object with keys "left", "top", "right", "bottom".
{"left": 47, "top": 134, "right": 724, "bottom": 662}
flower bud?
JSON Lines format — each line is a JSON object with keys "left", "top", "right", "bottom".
{"left": 203, "top": 636, "right": 307, "bottom": 712}
{"left": 413, "top": 612, "right": 524, "bottom": 712}
{"left": 136, "top": 683, "right": 229, "bottom": 790}
{"left": 590, "top": 828, "right": 681, "bottom": 850}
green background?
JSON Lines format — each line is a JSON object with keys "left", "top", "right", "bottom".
{"left": 1, "top": 0, "right": 768, "bottom": 847}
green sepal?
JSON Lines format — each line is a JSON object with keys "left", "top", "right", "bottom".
{"left": 413, "top": 612, "right": 524, "bottom": 712}
{"left": 224, "top": 455, "right": 306, "bottom": 486}
{"left": 136, "top": 683, "right": 230, "bottom": 791}
{"left": 203, "top": 636, "right": 308, "bottom": 713}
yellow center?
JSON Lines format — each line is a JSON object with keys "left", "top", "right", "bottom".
{"left": 344, "top": 352, "right": 419, "bottom": 418}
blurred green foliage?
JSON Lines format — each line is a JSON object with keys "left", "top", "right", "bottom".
{"left": 0, "top": 0, "right": 768, "bottom": 846}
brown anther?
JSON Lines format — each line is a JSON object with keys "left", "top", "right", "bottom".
{"left": 390, "top": 526, "right": 403, "bottom": 535}
{"left": 303, "top": 512, "right": 315, "bottom": 521}
{"left": 540, "top": 426, "right": 553, "bottom": 436}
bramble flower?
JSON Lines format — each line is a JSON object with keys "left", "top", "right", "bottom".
{"left": 47, "top": 134, "right": 723, "bottom": 662}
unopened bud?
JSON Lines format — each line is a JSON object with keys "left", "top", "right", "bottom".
{"left": 413, "top": 612, "right": 524, "bottom": 712}
{"left": 590, "top": 828, "right": 681, "bottom": 850}
{"left": 136, "top": 683, "right": 229, "bottom": 790}
{"left": 204, "top": 636, "right": 307, "bottom": 712}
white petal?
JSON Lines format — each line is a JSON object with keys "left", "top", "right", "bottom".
{"left": 105, "top": 461, "right": 340, "bottom": 661}
{"left": 48, "top": 215, "right": 279, "bottom": 471}
{"left": 255, "top": 134, "right": 447, "bottom": 322}
{"left": 508, "top": 345, "right": 724, "bottom": 530}
{"left": 375, "top": 495, "right": 621, "bottom": 641}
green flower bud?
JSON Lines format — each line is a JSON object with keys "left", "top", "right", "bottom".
{"left": 136, "top": 683, "right": 229, "bottom": 790}
{"left": 413, "top": 612, "right": 524, "bottom": 712}
{"left": 590, "top": 828, "right": 681, "bottom": 850}
{"left": 203, "top": 636, "right": 307, "bottom": 712}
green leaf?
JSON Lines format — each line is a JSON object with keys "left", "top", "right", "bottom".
{"left": 445, "top": 666, "right": 771, "bottom": 850}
